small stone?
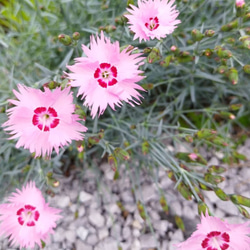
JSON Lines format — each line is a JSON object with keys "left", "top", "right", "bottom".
{"left": 214, "top": 151, "right": 224, "bottom": 159}
{"left": 86, "top": 234, "right": 98, "bottom": 246}
{"left": 131, "top": 239, "right": 141, "bottom": 250}
{"left": 94, "top": 237, "right": 118, "bottom": 250}
{"left": 69, "top": 204, "right": 77, "bottom": 213}
{"left": 182, "top": 205, "right": 196, "bottom": 220}
{"left": 132, "top": 220, "right": 143, "bottom": 230}
{"left": 170, "top": 201, "right": 182, "bottom": 216}
{"left": 168, "top": 240, "right": 180, "bottom": 250}
{"left": 78, "top": 206, "right": 86, "bottom": 217}
{"left": 79, "top": 191, "right": 93, "bottom": 203}
{"left": 140, "top": 185, "right": 157, "bottom": 202}
{"left": 68, "top": 189, "right": 79, "bottom": 201}
{"left": 110, "top": 223, "right": 121, "bottom": 240}
{"left": 120, "top": 190, "right": 134, "bottom": 203}
{"left": 133, "top": 210, "right": 145, "bottom": 224}
{"left": 104, "top": 203, "right": 120, "bottom": 214}
{"left": 122, "top": 226, "right": 131, "bottom": 240}
{"left": 76, "top": 226, "right": 89, "bottom": 241}
{"left": 169, "top": 229, "right": 184, "bottom": 242}
{"left": 57, "top": 196, "right": 70, "bottom": 208}
{"left": 98, "top": 228, "right": 109, "bottom": 240}
{"left": 65, "top": 230, "right": 76, "bottom": 243}
{"left": 148, "top": 209, "right": 160, "bottom": 221}
{"left": 207, "top": 156, "right": 219, "bottom": 166}
{"left": 76, "top": 240, "right": 93, "bottom": 250}
{"left": 53, "top": 227, "right": 65, "bottom": 242}
{"left": 153, "top": 220, "right": 169, "bottom": 235}
{"left": 88, "top": 212, "right": 105, "bottom": 228}
{"left": 132, "top": 229, "right": 141, "bottom": 238}
{"left": 140, "top": 234, "right": 158, "bottom": 249}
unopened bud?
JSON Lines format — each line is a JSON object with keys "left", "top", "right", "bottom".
{"left": 195, "top": 129, "right": 217, "bottom": 139}
{"left": 115, "top": 16, "right": 126, "bottom": 25}
{"left": 203, "top": 48, "right": 213, "bottom": 57}
{"left": 58, "top": 34, "right": 72, "bottom": 46}
{"left": 75, "top": 105, "right": 86, "bottom": 120}
{"left": 205, "top": 30, "right": 215, "bottom": 37}
{"left": 141, "top": 83, "right": 154, "bottom": 90}
{"left": 227, "top": 67, "right": 238, "bottom": 85}
{"left": 237, "top": 205, "right": 250, "bottom": 219}
{"left": 170, "top": 45, "right": 178, "bottom": 52}
{"left": 88, "top": 136, "right": 100, "bottom": 146}
{"left": 114, "top": 147, "right": 130, "bottom": 161}
{"left": 225, "top": 37, "right": 236, "bottom": 44}
{"left": 239, "top": 36, "right": 250, "bottom": 49}
{"left": 214, "top": 187, "right": 229, "bottom": 201}
{"left": 243, "top": 65, "right": 250, "bottom": 74}
{"left": 72, "top": 32, "right": 80, "bottom": 40}
{"left": 230, "top": 103, "right": 242, "bottom": 110}
{"left": 221, "top": 19, "right": 238, "bottom": 32}
{"left": 108, "top": 155, "right": 117, "bottom": 171}
{"left": 243, "top": 13, "right": 250, "bottom": 22}
{"left": 142, "top": 140, "right": 150, "bottom": 155}
{"left": 217, "top": 65, "right": 228, "bottom": 74}
{"left": 185, "top": 135, "right": 193, "bottom": 143}
{"left": 217, "top": 48, "right": 232, "bottom": 59}
{"left": 159, "top": 195, "right": 169, "bottom": 214}
{"left": 245, "top": 27, "right": 250, "bottom": 35}
{"left": 236, "top": 0, "right": 245, "bottom": 7}
{"left": 147, "top": 47, "right": 161, "bottom": 63}
{"left": 204, "top": 173, "right": 225, "bottom": 185}
{"left": 177, "top": 182, "right": 192, "bottom": 200}
{"left": 207, "top": 165, "right": 226, "bottom": 174}
{"left": 105, "top": 25, "right": 116, "bottom": 33}
{"left": 143, "top": 47, "right": 152, "bottom": 54}
{"left": 127, "top": 0, "right": 135, "bottom": 7}
{"left": 167, "top": 170, "right": 177, "bottom": 182}
{"left": 137, "top": 201, "right": 146, "bottom": 220}
{"left": 160, "top": 55, "right": 172, "bottom": 67}
{"left": 198, "top": 202, "right": 211, "bottom": 216}
{"left": 177, "top": 51, "right": 194, "bottom": 63}
{"left": 43, "top": 81, "right": 59, "bottom": 90}
{"left": 175, "top": 215, "right": 185, "bottom": 232}
{"left": 191, "top": 29, "right": 204, "bottom": 41}
{"left": 236, "top": 0, "right": 246, "bottom": 16}
{"left": 230, "top": 194, "right": 250, "bottom": 207}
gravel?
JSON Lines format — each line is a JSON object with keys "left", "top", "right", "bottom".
{"left": 1, "top": 140, "right": 250, "bottom": 250}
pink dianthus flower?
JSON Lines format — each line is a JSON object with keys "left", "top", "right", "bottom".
{"left": 176, "top": 212, "right": 250, "bottom": 250}
{"left": 67, "top": 31, "right": 145, "bottom": 118}
{"left": 236, "top": 0, "right": 245, "bottom": 7}
{"left": 125, "top": 0, "right": 181, "bottom": 42}
{"left": 2, "top": 84, "right": 87, "bottom": 157}
{"left": 0, "top": 182, "right": 61, "bottom": 249}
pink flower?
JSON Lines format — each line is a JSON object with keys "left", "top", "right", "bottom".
{"left": 188, "top": 153, "right": 198, "bottom": 161}
{"left": 2, "top": 84, "right": 87, "bottom": 157}
{"left": 176, "top": 212, "right": 250, "bottom": 250}
{"left": 125, "top": 0, "right": 181, "bottom": 42}
{"left": 236, "top": 0, "right": 245, "bottom": 7}
{"left": 67, "top": 31, "right": 145, "bottom": 118}
{"left": 0, "top": 182, "right": 61, "bottom": 249}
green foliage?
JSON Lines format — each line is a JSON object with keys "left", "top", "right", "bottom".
{"left": 0, "top": 0, "right": 250, "bottom": 222}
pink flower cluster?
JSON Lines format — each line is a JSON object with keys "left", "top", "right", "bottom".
{"left": 0, "top": 1, "right": 180, "bottom": 248}
{"left": 176, "top": 212, "right": 250, "bottom": 250}
{"left": 0, "top": 182, "right": 61, "bottom": 249}
{"left": 2, "top": 0, "right": 181, "bottom": 158}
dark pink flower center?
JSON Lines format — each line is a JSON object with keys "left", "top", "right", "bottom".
{"left": 32, "top": 107, "right": 59, "bottom": 132}
{"left": 94, "top": 62, "right": 118, "bottom": 88}
{"left": 145, "top": 17, "right": 159, "bottom": 31}
{"left": 201, "top": 231, "right": 230, "bottom": 250}
{"left": 17, "top": 204, "right": 40, "bottom": 227}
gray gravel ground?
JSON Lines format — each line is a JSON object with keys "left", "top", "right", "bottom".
{"left": 1, "top": 139, "right": 250, "bottom": 250}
